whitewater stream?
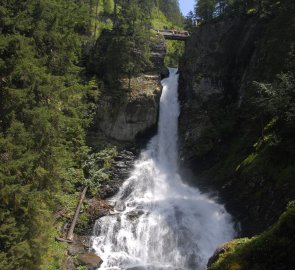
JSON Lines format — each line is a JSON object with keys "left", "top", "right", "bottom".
{"left": 92, "top": 68, "right": 236, "bottom": 270}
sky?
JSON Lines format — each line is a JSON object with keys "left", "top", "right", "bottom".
{"left": 179, "top": 0, "right": 195, "bottom": 16}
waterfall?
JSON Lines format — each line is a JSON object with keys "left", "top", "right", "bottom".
{"left": 92, "top": 68, "right": 235, "bottom": 270}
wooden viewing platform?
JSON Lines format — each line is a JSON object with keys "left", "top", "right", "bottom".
{"left": 155, "top": 29, "right": 190, "bottom": 41}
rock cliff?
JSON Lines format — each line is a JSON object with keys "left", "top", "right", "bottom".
{"left": 179, "top": 6, "right": 295, "bottom": 236}
{"left": 95, "top": 85, "right": 161, "bottom": 142}
{"left": 91, "top": 36, "right": 167, "bottom": 143}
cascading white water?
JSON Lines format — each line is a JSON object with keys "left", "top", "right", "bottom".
{"left": 92, "top": 68, "right": 235, "bottom": 270}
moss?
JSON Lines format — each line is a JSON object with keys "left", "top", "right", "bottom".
{"left": 76, "top": 266, "right": 88, "bottom": 270}
{"left": 208, "top": 208, "right": 295, "bottom": 270}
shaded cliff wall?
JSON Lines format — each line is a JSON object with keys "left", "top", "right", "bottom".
{"left": 88, "top": 35, "right": 168, "bottom": 144}
{"left": 179, "top": 6, "right": 295, "bottom": 236}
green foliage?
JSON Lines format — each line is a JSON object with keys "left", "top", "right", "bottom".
{"left": 195, "top": 0, "right": 216, "bottom": 21}
{"left": 88, "top": 0, "right": 152, "bottom": 89}
{"left": 103, "top": 0, "right": 114, "bottom": 14}
{"left": 151, "top": 8, "right": 174, "bottom": 29}
{"left": 76, "top": 266, "right": 89, "bottom": 270}
{"left": 40, "top": 226, "right": 67, "bottom": 270}
{"left": 158, "top": 0, "right": 184, "bottom": 26}
{"left": 83, "top": 147, "right": 118, "bottom": 195}
{"left": 194, "top": 0, "right": 287, "bottom": 22}
{"left": 208, "top": 208, "right": 295, "bottom": 270}
{"left": 165, "top": 40, "right": 185, "bottom": 67}
{"left": 0, "top": 0, "right": 107, "bottom": 269}
{"left": 254, "top": 73, "right": 295, "bottom": 128}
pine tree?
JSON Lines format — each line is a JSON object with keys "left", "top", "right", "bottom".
{"left": 195, "top": 0, "right": 216, "bottom": 21}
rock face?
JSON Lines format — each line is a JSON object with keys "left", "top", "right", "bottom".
{"left": 179, "top": 16, "right": 260, "bottom": 233}
{"left": 149, "top": 36, "right": 169, "bottom": 79}
{"left": 92, "top": 35, "right": 167, "bottom": 143}
{"left": 98, "top": 149, "right": 135, "bottom": 199}
{"left": 96, "top": 90, "right": 161, "bottom": 141}
{"left": 178, "top": 12, "right": 294, "bottom": 236}
{"left": 179, "top": 17, "right": 264, "bottom": 164}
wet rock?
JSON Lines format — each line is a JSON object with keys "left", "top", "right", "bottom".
{"left": 126, "top": 210, "right": 145, "bottom": 220}
{"left": 160, "top": 67, "right": 170, "bottom": 79}
{"left": 114, "top": 200, "right": 126, "bottom": 212}
{"left": 63, "top": 255, "right": 76, "bottom": 270}
{"left": 87, "top": 197, "right": 113, "bottom": 220}
{"left": 207, "top": 243, "right": 229, "bottom": 267}
{"left": 98, "top": 150, "right": 136, "bottom": 199}
{"left": 67, "top": 235, "right": 91, "bottom": 256}
{"left": 76, "top": 253, "right": 103, "bottom": 270}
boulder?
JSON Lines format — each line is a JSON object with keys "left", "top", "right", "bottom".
{"left": 87, "top": 197, "right": 113, "bottom": 220}
{"left": 114, "top": 200, "right": 126, "bottom": 212}
{"left": 63, "top": 255, "right": 76, "bottom": 270}
{"left": 68, "top": 242, "right": 85, "bottom": 256}
{"left": 77, "top": 253, "right": 103, "bottom": 270}
{"left": 126, "top": 210, "right": 145, "bottom": 221}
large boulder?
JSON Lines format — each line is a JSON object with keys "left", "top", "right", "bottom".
{"left": 76, "top": 253, "right": 103, "bottom": 270}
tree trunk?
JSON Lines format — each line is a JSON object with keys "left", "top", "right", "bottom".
{"left": 128, "top": 71, "right": 131, "bottom": 91}
{"left": 113, "top": 0, "right": 118, "bottom": 27}
{"left": 89, "top": 0, "right": 93, "bottom": 35}
{"left": 66, "top": 186, "right": 88, "bottom": 241}
{"left": 94, "top": 0, "right": 99, "bottom": 37}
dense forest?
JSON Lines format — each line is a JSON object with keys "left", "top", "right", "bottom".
{"left": 0, "top": 0, "right": 183, "bottom": 269}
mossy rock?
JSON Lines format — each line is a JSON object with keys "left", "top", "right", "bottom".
{"left": 207, "top": 208, "right": 295, "bottom": 270}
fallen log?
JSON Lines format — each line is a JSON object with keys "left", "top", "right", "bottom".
{"left": 66, "top": 186, "right": 88, "bottom": 241}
